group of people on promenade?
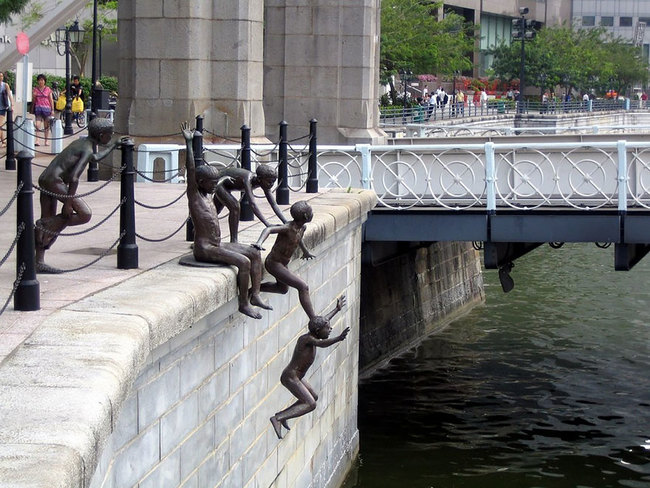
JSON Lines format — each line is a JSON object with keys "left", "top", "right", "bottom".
{"left": 0, "top": 71, "right": 86, "bottom": 147}
{"left": 413, "top": 86, "right": 489, "bottom": 120}
{"left": 31, "top": 73, "right": 84, "bottom": 146}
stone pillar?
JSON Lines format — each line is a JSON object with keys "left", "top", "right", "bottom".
{"left": 117, "top": 1, "right": 265, "bottom": 140}
{"left": 264, "top": 0, "right": 386, "bottom": 144}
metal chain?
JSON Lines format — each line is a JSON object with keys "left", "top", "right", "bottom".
{"left": 55, "top": 232, "right": 125, "bottom": 274}
{"left": 0, "top": 181, "right": 23, "bottom": 218}
{"left": 136, "top": 218, "right": 189, "bottom": 242}
{"left": 0, "top": 263, "right": 26, "bottom": 316}
{"left": 34, "top": 198, "right": 125, "bottom": 237}
{"left": 288, "top": 142, "right": 310, "bottom": 154}
{"left": 203, "top": 128, "right": 241, "bottom": 143}
{"left": 288, "top": 133, "right": 310, "bottom": 143}
{"left": 34, "top": 168, "right": 123, "bottom": 199}
{"left": 0, "top": 222, "right": 25, "bottom": 269}
{"left": 251, "top": 142, "right": 279, "bottom": 157}
{"left": 135, "top": 190, "right": 187, "bottom": 209}
{"left": 134, "top": 169, "right": 182, "bottom": 183}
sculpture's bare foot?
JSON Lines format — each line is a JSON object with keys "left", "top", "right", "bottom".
{"left": 250, "top": 294, "right": 273, "bottom": 310}
{"left": 239, "top": 304, "right": 263, "bottom": 319}
{"left": 281, "top": 419, "right": 290, "bottom": 430}
{"left": 270, "top": 416, "right": 283, "bottom": 439}
{"left": 35, "top": 262, "right": 63, "bottom": 274}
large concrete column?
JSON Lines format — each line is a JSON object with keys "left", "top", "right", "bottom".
{"left": 264, "top": 0, "right": 386, "bottom": 144}
{"left": 117, "top": 1, "right": 265, "bottom": 140}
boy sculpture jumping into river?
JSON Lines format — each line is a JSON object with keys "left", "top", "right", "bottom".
{"left": 252, "top": 200, "right": 316, "bottom": 319}
{"left": 270, "top": 295, "right": 349, "bottom": 439}
{"left": 181, "top": 122, "right": 271, "bottom": 319}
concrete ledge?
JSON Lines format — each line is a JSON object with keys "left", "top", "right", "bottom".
{"left": 0, "top": 190, "right": 377, "bottom": 488}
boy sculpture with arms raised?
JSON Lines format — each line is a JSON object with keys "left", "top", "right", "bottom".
{"left": 181, "top": 122, "right": 270, "bottom": 319}
{"left": 270, "top": 295, "right": 349, "bottom": 439}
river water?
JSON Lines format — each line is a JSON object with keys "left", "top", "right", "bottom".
{"left": 343, "top": 244, "right": 650, "bottom": 488}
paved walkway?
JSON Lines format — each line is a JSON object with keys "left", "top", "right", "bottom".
{"left": 0, "top": 133, "right": 322, "bottom": 364}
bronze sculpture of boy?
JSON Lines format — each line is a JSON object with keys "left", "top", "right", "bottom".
{"left": 270, "top": 295, "right": 349, "bottom": 439}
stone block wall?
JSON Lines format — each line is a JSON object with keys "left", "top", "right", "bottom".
{"left": 0, "top": 190, "right": 376, "bottom": 488}
{"left": 89, "top": 221, "right": 364, "bottom": 488}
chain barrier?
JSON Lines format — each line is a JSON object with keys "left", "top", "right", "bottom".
{"left": 203, "top": 128, "right": 241, "bottom": 144}
{"left": 135, "top": 190, "right": 187, "bottom": 209}
{"left": 0, "top": 181, "right": 23, "bottom": 218}
{"left": 288, "top": 133, "right": 310, "bottom": 143}
{"left": 12, "top": 137, "right": 59, "bottom": 157}
{"left": 14, "top": 122, "right": 87, "bottom": 141}
{"left": 0, "top": 263, "right": 25, "bottom": 316}
{"left": 288, "top": 141, "right": 310, "bottom": 154}
{"left": 49, "top": 232, "right": 126, "bottom": 274}
{"left": 34, "top": 198, "right": 125, "bottom": 238}
{"left": 251, "top": 142, "right": 279, "bottom": 158}
{"left": 34, "top": 166, "right": 124, "bottom": 199}
{"left": 134, "top": 169, "right": 183, "bottom": 183}
{"left": 0, "top": 223, "right": 25, "bottom": 269}
{"left": 136, "top": 218, "right": 189, "bottom": 242}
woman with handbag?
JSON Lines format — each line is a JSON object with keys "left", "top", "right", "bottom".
{"left": 32, "top": 74, "right": 54, "bottom": 146}
{"left": 0, "top": 72, "right": 14, "bottom": 147}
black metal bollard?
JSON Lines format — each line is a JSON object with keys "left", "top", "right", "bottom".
{"left": 240, "top": 124, "right": 253, "bottom": 221}
{"left": 277, "top": 121, "right": 289, "bottom": 205}
{"left": 87, "top": 112, "right": 99, "bottom": 181}
{"left": 5, "top": 108, "right": 15, "bottom": 171}
{"left": 186, "top": 122, "right": 204, "bottom": 242}
{"left": 306, "top": 119, "right": 318, "bottom": 193}
{"left": 117, "top": 139, "right": 138, "bottom": 269}
{"left": 14, "top": 150, "right": 39, "bottom": 311}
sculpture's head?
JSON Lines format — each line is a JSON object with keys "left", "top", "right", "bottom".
{"left": 255, "top": 164, "right": 277, "bottom": 190}
{"left": 88, "top": 118, "right": 114, "bottom": 145}
{"left": 195, "top": 164, "right": 220, "bottom": 193}
{"left": 308, "top": 316, "right": 332, "bottom": 339}
{"left": 290, "top": 200, "right": 313, "bottom": 223}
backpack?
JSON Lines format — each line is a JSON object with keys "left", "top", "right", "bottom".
{"left": 443, "top": 93, "right": 448, "bottom": 104}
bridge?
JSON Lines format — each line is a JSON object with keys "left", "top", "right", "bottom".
{"left": 178, "top": 134, "right": 650, "bottom": 284}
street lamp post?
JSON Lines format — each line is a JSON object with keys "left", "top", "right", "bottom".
{"left": 539, "top": 73, "right": 547, "bottom": 113}
{"left": 399, "top": 68, "right": 412, "bottom": 123}
{"left": 513, "top": 7, "right": 529, "bottom": 114}
{"left": 97, "top": 24, "right": 104, "bottom": 79}
{"left": 55, "top": 21, "right": 84, "bottom": 135}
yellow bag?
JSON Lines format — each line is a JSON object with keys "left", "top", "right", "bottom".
{"left": 71, "top": 97, "right": 84, "bottom": 113}
{"left": 55, "top": 94, "right": 66, "bottom": 111}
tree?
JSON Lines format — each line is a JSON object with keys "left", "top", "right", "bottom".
{"left": 489, "top": 23, "right": 649, "bottom": 98}
{"left": 381, "top": 0, "right": 474, "bottom": 102}
{"left": 0, "top": 0, "right": 30, "bottom": 24}
{"left": 69, "top": 1, "right": 117, "bottom": 77}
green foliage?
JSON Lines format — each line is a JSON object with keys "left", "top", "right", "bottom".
{"left": 20, "top": 0, "right": 43, "bottom": 29}
{"left": 69, "top": 0, "right": 118, "bottom": 77}
{"left": 489, "top": 23, "right": 649, "bottom": 97}
{"left": 381, "top": 0, "right": 475, "bottom": 101}
{"left": 0, "top": 0, "right": 30, "bottom": 24}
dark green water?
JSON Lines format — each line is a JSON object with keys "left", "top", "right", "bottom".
{"left": 344, "top": 244, "right": 650, "bottom": 488}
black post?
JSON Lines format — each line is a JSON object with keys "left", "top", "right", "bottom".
{"left": 240, "top": 124, "right": 253, "bottom": 221}
{"left": 64, "top": 29, "right": 73, "bottom": 135}
{"left": 193, "top": 115, "right": 204, "bottom": 168}
{"left": 306, "top": 119, "right": 318, "bottom": 193}
{"left": 518, "top": 13, "right": 526, "bottom": 114}
{"left": 87, "top": 112, "right": 99, "bottom": 182}
{"left": 186, "top": 120, "right": 203, "bottom": 242}
{"left": 14, "top": 150, "right": 39, "bottom": 311}
{"left": 5, "top": 107, "right": 15, "bottom": 170}
{"left": 117, "top": 139, "right": 138, "bottom": 269}
{"left": 90, "top": 0, "right": 98, "bottom": 112}
{"left": 277, "top": 120, "right": 289, "bottom": 205}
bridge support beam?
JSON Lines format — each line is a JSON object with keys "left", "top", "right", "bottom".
{"left": 615, "top": 243, "right": 650, "bottom": 271}
{"left": 484, "top": 242, "right": 544, "bottom": 269}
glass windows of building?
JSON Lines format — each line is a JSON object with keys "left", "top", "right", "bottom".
{"left": 620, "top": 16, "right": 633, "bottom": 27}
{"left": 601, "top": 16, "right": 614, "bottom": 26}
{"left": 582, "top": 16, "right": 596, "bottom": 26}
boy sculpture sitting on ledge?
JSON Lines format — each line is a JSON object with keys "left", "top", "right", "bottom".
{"left": 270, "top": 295, "right": 349, "bottom": 439}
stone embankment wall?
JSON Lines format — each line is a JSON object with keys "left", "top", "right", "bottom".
{"left": 359, "top": 241, "right": 485, "bottom": 374}
{"left": 0, "top": 190, "right": 376, "bottom": 488}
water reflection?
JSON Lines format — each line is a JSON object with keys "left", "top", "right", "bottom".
{"left": 344, "top": 244, "right": 650, "bottom": 488}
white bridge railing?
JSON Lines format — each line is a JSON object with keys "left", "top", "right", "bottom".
{"left": 138, "top": 140, "right": 650, "bottom": 211}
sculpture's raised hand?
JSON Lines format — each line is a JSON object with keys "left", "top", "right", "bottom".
{"left": 180, "top": 122, "right": 193, "bottom": 142}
